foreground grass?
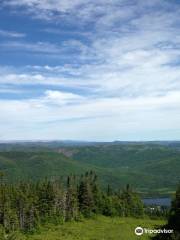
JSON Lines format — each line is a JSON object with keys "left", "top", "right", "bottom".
{"left": 17, "top": 216, "right": 165, "bottom": 240}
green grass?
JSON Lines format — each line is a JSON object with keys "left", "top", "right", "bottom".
{"left": 19, "top": 216, "right": 165, "bottom": 240}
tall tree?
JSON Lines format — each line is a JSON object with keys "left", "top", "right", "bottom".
{"left": 152, "top": 184, "right": 180, "bottom": 240}
{"left": 65, "top": 175, "right": 78, "bottom": 221}
{"left": 78, "top": 173, "right": 94, "bottom": 217}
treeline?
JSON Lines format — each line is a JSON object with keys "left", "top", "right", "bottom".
{"left": 0, "top": 171, "right": 144, "bottom": 234}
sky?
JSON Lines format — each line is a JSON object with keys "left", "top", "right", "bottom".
{"left": 0, "top": 0, "right": 180, "bottom": 141}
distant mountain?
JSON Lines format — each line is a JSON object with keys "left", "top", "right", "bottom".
{"left": 0, "top": 142, "right": 179, "bottom": 197}
{"left": 70, "top": 144, "right": 180, "bottom": 195}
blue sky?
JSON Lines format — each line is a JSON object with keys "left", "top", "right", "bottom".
{"left": 0, "top": 0, "right": 180, "bottom": 141}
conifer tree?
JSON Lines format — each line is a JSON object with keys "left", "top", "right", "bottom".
{"left": 152, "top": 184, "right": 180, "bottom": 240}
{"left": 65, "top": 175, "right": 78, "bottom": 221}
{"left": 78, "top": 173, "right": 94, "bottom": 217}
{"left": 0, "top": 170, "right": 147, "bottom": 235}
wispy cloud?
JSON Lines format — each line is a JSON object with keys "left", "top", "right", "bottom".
{"left": 0, "top": 41, "right": 61, "bottom": 54}
{"left": 0, "top": 29, "right": 26, "bottom": 38}
{"left": 1, "top": 0, "right": 180, "bottom": 140}
{"left": 43, "top": 90, "right": 85, "bottom": 105}
{"left": 0, "top": 90, "right": 180, "bottom": 140}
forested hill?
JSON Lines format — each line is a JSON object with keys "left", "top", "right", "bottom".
{"left": 0, "top": 142, "right": 179, "bottom": 196}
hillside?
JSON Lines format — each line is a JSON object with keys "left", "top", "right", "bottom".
{"left": 0, "top": 151, "right": 90, "bottom": 182}
{"left": 70, "top": 144, "right": 180, "bottom": 194}
{"left": 0, "top": 142, "right": 179, "bottom": 196}
{"left": 16, "top": 216, "right": 165, "bottom": 240}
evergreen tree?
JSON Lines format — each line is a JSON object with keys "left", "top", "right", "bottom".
{"left": 152, "top": 184, "right": 180, "bottom": 240}
{"left": 121, "top": 184, "right": 144, "bottom": 217}
{"left": 90, "top": 172, "right": 103, "bottom": 214}
{"left": 65, "top": 175, "right": 78, "bottom": 221}
{"left": 78, "top": 173, "right": 94, "bottom": 217}
{"left": 0, "top": 170, "right": 147, "bottom": 235}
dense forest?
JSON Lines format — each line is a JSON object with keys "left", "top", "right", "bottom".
{"left": 0, "top": 171, "right": 145, "bottom": 238}
{"left": 0, "top": 142, "right": 180, "bottom": 196}
{"left": 0, "top": 171, "right": 179, "bottom": 239}
{"left": 0, "top": 142, "right": 179, "bottom": 239}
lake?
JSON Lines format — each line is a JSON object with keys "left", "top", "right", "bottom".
{"left": 143, "top": 197, "right": 171, "bottom": 207}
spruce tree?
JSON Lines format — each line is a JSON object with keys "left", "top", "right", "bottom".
{"left": 152, "top": 184, "right": 180, "bottom": 240}
{"left": 65, "top": 175, "right": 78, "bottom": 221}
{"left": 78, "top": 173, "right": 94, "bottom": 217}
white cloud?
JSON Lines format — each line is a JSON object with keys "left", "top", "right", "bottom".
{"left": 3, "top": 0, "right": 125, "bottom": 16}
{"left": 0, "top": 90, "right": 180, "bottom": 140}
{"left": 0, "top": 41, "right": 61, "bottom": 54}
{"left": 0, "top": 29, "right": 26, "bottom": 38}
{"left": 0, "top": 87, "right": 22, "bottom": 94}
{"left": 1, "top": 0, "right": 180, "bottom": 140}
{"left": 43, "top": 90, "right": 84, "bottom": 105}
{"left": 4, "top": 0, "right": 88, "bottom": 12}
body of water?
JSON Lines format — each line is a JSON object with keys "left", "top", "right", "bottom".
{"left": 143, "top": 197, "right": 171, "bottom": 207}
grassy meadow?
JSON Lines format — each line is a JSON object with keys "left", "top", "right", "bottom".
{"left": 16, "top": 216, "right": 165, "bottom": 240}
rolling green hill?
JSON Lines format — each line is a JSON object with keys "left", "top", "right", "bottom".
{"left": 70, "top": 144, "right": 180, "bottom": 194}
{"left": 0, "top": 151, "right": 89, "bottom": 182}
{"left": 0, "top": 142, "right": 179, "bottom": 196}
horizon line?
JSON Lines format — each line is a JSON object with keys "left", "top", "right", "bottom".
{"left": 0, "top": 139, "right": 180, "bottom": 143}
